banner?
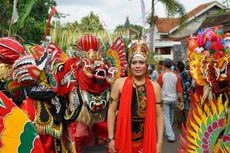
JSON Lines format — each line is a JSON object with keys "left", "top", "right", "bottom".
{"left": 11, "top": 0, "right": 19, "bottom": 24}
{"left": 44, "top": 7, "right": 57, "bottom": 44}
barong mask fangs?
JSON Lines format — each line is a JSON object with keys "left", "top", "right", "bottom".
{"left": 76, "top": 34, "right": 118, "bottom": 83}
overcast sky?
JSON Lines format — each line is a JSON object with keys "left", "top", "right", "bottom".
{"left": 55, "top": 0, "right": 226, "bottom": 31}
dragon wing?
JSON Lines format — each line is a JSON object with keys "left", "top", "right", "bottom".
{"left": 0, "top": 91, "right": 45, "bottom": 153}
{"left": 106, "top": 37, "right": 127, "bottom": 77}
{"left": 178, "top": 93, "right": 230, "bottom": 153}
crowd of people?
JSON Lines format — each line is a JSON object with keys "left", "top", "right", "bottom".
{"left": 148, "top": 59, "right": 193, "bottom": 142}
{"left": 0, "top": 35, "right": 194, "bottom": 153}
{"left": 106, "top": 56, "right": 194, "bottom": 153}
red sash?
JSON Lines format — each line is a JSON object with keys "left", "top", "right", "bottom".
{"left": 115, "top": 77, "right": 156, "bottom": 153}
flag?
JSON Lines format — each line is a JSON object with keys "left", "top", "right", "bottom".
{"left": 140, "top": 0, "right": 146, "bottom": 26}
{"left": 11, "top": 0, "right": 19, "bottom": 24}
{"left": 44, "top": 7, "right": 57, "bottom": 43}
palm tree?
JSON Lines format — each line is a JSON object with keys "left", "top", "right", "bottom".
{"left": 149, "top": 0, "right": 186, "bottom": 53}
{"left": 78, "top": 11, "right": 105, "bottom": 32}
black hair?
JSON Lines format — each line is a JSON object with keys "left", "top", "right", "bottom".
{"left": 159, "top": 60, "right": 164, "bottom": 65}
{"left": 177, "top": 61, "right": 185, "bottom": 73}
{"left": 163, "top": 58, "right": 173, "bottom": 68}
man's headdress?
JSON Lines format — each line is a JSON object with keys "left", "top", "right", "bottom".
{"left": 128, "top": 40, "right": 149, "bottom": 61}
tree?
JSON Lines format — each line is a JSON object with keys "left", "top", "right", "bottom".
{"left": 114, "top": 24, "right": 143, "bottom": 38}
{"left": 50, "top": 12, "right": 107, "bottom": 51}
{"left": 78, "top": 11, "right": 105, "bottom": 32}
{"left": 0, "top": 0, "right": 56, "bottom": 44}
{"left": 63, "top": 21, "right": 79, "bottom": 32}
{"left": 149, "top": 0, "right": 186, "bottom": 53}
{"left": 0, "top": 0, "right": 11, "bottom": 36}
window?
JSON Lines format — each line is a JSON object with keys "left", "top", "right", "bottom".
{"left": 156, "top": 47, "right": 171, "bottom": 55}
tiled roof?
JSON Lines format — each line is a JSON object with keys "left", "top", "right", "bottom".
{"left": 156, "top": 18, "right": 180, "bottom": 33}
{"left": 156, "top": 1, "right": 217, "bottom": 33}
{"left": 186, "top": 1, "right": 216, "bottom": 18}
{"left": 198, "top": 13, "right": 230, "bottom": 29}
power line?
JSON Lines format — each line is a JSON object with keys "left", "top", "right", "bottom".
{"left": 132, "top": 0, "right": 159, "bottom": 24}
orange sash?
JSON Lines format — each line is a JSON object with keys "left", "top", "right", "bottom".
{"left": 115, "top": 77, "right": 156, "bottom": 153}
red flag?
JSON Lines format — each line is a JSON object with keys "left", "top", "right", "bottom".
{"left": 44, "top": 7, "right": 57, "bottom": 43}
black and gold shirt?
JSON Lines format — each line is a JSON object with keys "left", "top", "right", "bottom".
{"left": 131, "top": 84, "right": 147, "bottom": 142}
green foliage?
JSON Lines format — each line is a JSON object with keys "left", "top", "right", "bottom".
{"left": 159, "top": 0, "right": 186, "bottom": 17}
{"left": 0, "top": 0, "right": 11, "bottom": 36}
{"left": 64, "top": 21, "right": 79, "bottom": 32}
{"left": 0, "top": 0, "right": 56, "bottom": 44}
{"left": 51, "top": 11, "right": 109, "bottom": 51}
{"left": 51, "top": 21, "right": 108, "bottom": 51}
{"left": 114, "top": 25, "right": 126, "bottom": 31}
{"left": 148, "top": 51, "right": 160, "bottom": 64}
{"left": 78, "top": 11, "right": 105, "bottom": 32}
{"left": 114, "top": 24, "right": 143, "bottom": 38}
{"left": 13, "top": 17, "right": 47, "bottom": 43}
{"left": 51, "top": 11, "right": 143, "bottom": 53}
{"left": 14, "top": 0, "right": 36, "bottom": 30}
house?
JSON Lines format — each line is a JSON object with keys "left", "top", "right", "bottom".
{"left": 197, "top": 13, "right": 230, "bottom": 33}
{"left": 150, "top": 1, "right": 227, "bottom": 61}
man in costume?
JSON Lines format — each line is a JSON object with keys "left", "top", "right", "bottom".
{"left": 72, "top": 34, "right": 127, "bottom": 152}
{"left": 0, "top": 37, "right": 82, "bottom": 153}
{"left": 107, "top": 40, "right": 164, "bottom": 153}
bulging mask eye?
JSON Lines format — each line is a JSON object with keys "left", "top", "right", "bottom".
{"left": 57, "top": 64, "right": 64, "bottom": 72}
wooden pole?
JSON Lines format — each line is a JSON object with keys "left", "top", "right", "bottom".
{"left": 149, "top": 0, "right": 155, "bottom": 53}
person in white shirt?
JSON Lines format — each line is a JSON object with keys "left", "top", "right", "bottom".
{"left": 157, "top": 58, "right": 184, "bottom": 142}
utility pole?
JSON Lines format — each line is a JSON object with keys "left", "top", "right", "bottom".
{"left": 149, "top": 0, "right": 155, "bottom": 53}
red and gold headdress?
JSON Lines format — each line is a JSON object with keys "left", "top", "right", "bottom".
{"left": 78, "top": 34, "right": 100, "bottom": 52}
{"left": 128, "top": 40, "right": 149, "bottom": 61}
{"left": 76, "top": 34, "right": 101, "bottom": 60}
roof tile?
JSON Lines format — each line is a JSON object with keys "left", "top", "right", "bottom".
{"left": 156, "top": 18, "right": 180, "bottom": 33}
{"left": 156, "top": 1, "right": 216, "bottom": 33}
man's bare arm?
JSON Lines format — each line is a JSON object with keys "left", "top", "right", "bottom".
{"left": 153, "top": 82, "right": 164, "bottom": 153}
{"left": 107, "top": 78, "right": 123, "bottom": 140}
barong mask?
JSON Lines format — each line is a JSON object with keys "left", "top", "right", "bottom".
{"left": 12, "top": 44, "right": 47, "bottom": 83}
{"left": 179, "top": 27, "right": 230, "bottom": 153}
{"left": 46, "top": 43, "right": 81, "bottom": 96}
{"left": 81, "top": 89, "right": 110, "bottom": 114}
{"left": 75, "top": 36, "right": 128, "bottom": 125}
{"left": 76, "top": 34, "right": 119, "bottom": 84}
{"left": 187, "top": 26, "right": 230, "bottom": 101}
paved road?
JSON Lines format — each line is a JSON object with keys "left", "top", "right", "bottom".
{"left": 82, "top": 128, "right": 181, "bottom": 153}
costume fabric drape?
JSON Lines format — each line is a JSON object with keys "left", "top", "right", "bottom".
{"left": 115, "top": 77, "right": 156, "bottom": 153}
